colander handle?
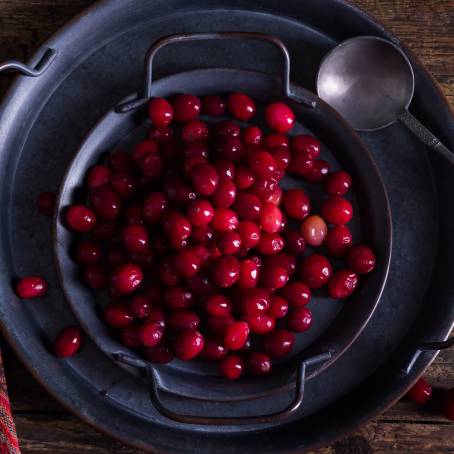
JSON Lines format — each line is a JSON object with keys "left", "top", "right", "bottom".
{"left": 0, "top": 49, "right": 56, "bottom": 77}
{"left": 115, "top": 351, "right": 331, "bottom": 425}
{"left": 116, "top": 32, "right": 314, "bottom": 113}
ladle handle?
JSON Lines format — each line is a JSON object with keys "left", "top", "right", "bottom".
{"left": 399, "top": 110, "right": 454, "bottom": 166}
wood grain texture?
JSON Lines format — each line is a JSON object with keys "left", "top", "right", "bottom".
{"left": 0, "top": 0, "right": 453, "bottom": 453}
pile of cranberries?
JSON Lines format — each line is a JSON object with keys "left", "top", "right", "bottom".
{"left": 20, "top": 91, "right": 378, "bottom": 380}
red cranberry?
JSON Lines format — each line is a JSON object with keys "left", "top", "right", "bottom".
{"left": 201, "top": 95, "right": 226, "bottom": 116}
{"left": 326, "top": 225, "right": 353, "bottom": 257}
{"left": 168, "top": 310, "right": 200, "bottom": 333}
{"left": 174, "top": 330, "right": 204, "bottom": 360}
{"left": 247, "top": 352, "right": 272, "bottom": 375}
{"left": 191, "top": 225, "right": 214, "bottom": 245}
{"left": 140, "top": 152, "right": 163, "bottom": 179}
{"left": 321, "top": 197, "right": 353, "bottom": 225}
{"left": 143, "top": 192, "right": 168, "bottom": 224}
{"left": 172, "top": 94, "right": 201, "bottom": 122}
{"left": 133, "top": 140, "right": 159, "bottom": 163}
{"left": 191, "top": 245, "right": 210, "bottom": 264}
{"left": 182, "top": 120, "right": 209, "bottom": 142}
{"left": 347, "top": 245, "right": 376, "bottom": 274}
{"left": 159, "top": 257, "right": 180, "bottom": 286}
{"left": 233, "top": 192, "right": 261, "bottom": 220}
{"left": 269, "top": 295, "right": 289, "bottom": 319}
{"left": 299, "top": 254, "right": 332, "bottom": 289}
{"left": 109, "top": 152, "right": 135, "bottom": 174}
{"left": 234, "top": 166, "right": 254, "bottom": 189}
{"left": 258, "top": 202, "right": 282, "bottom": 234}
{"left": 237, "top": 221, "right": 260, "bottom": 249}
{"left": 87, "top": 165, "right": 111, "bottom": 189}
{"left": 187, "top": 273, "right": 216, "bottom": 296}
{"left": 271, "top": 147, "right": 291, "bottom": 171}
{"left": 84, "top": 264, "right": 109, "bottom": 289}
{"left": 184, "top": 156, "right": 208, "bottom": 175}
{"left": 54, "top": 326, "right": 82, "bottom": 358}
{"left": 121, "top": 323, "right": 142, "bottom": 347}
{"left": 103, "top": 302, "right": 133, "bottom": 328}
{"left": 265, "top": 102, "right": 295, "bottom": 133}
{"left": 190, "top": 163, "right": 218, "bottom": 196}
{"left": 328, "top": 269, "right": 359, "bottom": 299}
{"left": 287, "top": 307, "right": 312, "bottom": 333}
{"left": 125, "top": 204, "right": 144, "bottom": 225}
{"left": 247, "top": 150, "right": 276, "bottom": 179}
{"left": 263, "top": 187, "right": 283, "bottom": 206}
{"left": 111, "top": 263, "right": 143, "bottom": 294}
{"left": 304, "top": 159, "right": 330, "bottom": 183}
{"left": 256, "top": 233, "right": 284, "bottom": 255}
{"left": 211, "top": 208, "right": 239, "bottom": 232}
{"left": 261, "top": 266, "right": 289, "bottom": 290}
{"left": 325, "top": 171, "right": 352, "bottom": 195}
{"left": 182, "top": 141, "right": 209, "bottom": 159}
{"left": 206, "top": 294, "right": 232, "bottom": 317}
{"left": 291, "top": 135, "right": 320, "bottom": 159}
{"left": 162, "top": 210, "right": 192, "bottom": 240}
{"left": 165, "top": 286, "right": 194, "bottom": 310}
{"left": 148, "top": 97, "right": 173, "bottom": 126}
{"left": 148, "top": 125, "right": 174, "bottom": 143}
{"left": 281, "top": 282, "right": 311, "bottom": 307}
{"left": 143, "top": 342, "right": 174, "bottom": 364}
{"left": 443, "top": 389, "right": 454, "bottom": 420}
{"left": 76, "top": 240, "right": 102, "bottom": 264}
{"left": 213, "top": 120, "right": 240, "bottom": 138}
{"left": 227, "top": 92, "right": 256, "bottom": 121}
{"left": 121, "top": 224, "right": 148, "bottom": 253}
{"left": 240, "top": 288, "right": 271, "bottom": 315}
{"left": 300, "top": 215, "right": 327, "bottom": 246}
{"left": 243, "top": 314, "right": 275, "bottom": 335}
{"left": 288, "top": 151, "right": 314, "bottom": 176}
{"left": 16, "top": 276, "right": 47, "bottom": 299}
{"left": 215, "top": 136, "right": 243, "bottom": 161}
{"left": 262, "top": 329, "right": 295, "bottom": 358}
{"left": 264, "top": 253, "right": 296, "bottom": 277}
{"left": 406, "top": 377, "right": 432, "bottom": 404}
{"left": 174, "top": 249, "right": 200, "bottom": 278}
{"left": 284, "top": 230, "right": 306, "bottom": 255}
{"left": 201, "top": 338, "right": 227, "bottom": 360}
{"left": 282, "top": 189, "right": 311, "bottom": 220}
{"left": 220, "top": 354, "right": 244, "bottom": 379}
{"left": 110, "top": 173, "right": 137, "bottom": 200}
{"left": 211, "top": 179, "right": 237, "bottom": 208}
{"left": 205, "top": 314, "right": 235, "bottom": 336}
{"left": 211, "top": 255, "right": 240, "bottom": 288}
{"left": 218, "top": 232, "right": 241, "bottom": 255}
{"left": 129, "top": 295, "right": 151, "bottom": 319}
{"left": 36, "top": 191, "right": 56, "bottom": 216}
{"left": 186, "top": 200, "right": 213, "bottom": 227}
{"left": 148, "top": 306, "right": 167, "bottom": 328}
{"left": 263, "top": 134, "right": 289, "bottom": 149}
{"left": 164, "top": 178, "right": 196, "bottom": 206}
{"left": 241, "top": 125, "right": 262, "bottom": 145}
{"left": 224, "top": 321, "right": 249, "bottom": 350}
{"left": 237, "top": 258, "right": 260, "bottom": 288}
{"left": 215, "top": 159, "right": 235, "bottom": 181}
{"left": 66, "top": 205, "right": 97, "bottom": 232}
{"left": 89, "top": 186, "right": 121, "bottom": 221}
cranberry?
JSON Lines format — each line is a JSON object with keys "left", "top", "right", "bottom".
{"left": 265, "top": 102, "right": 295, "bottom": 133}
{"left": 206, "top": 294, "right": 232, "bottom": 317}
{"left": 325, "top": 171, "right": 351, "bottom": 195}
{"left": 110, "top": 173, "right": 137, "bottom": 200}
{"left": 140, "top": 152, "right": 163, "bottom": 179}
{"left": 143, "top": 342, "right": 174, "bottom": 364}
{"left": 129, "top": 295, "right": 151, "bottom": 319}
{"left": 247, "top": 150, "right": 276, "bottom": 179}
{"left": 167, "top": 310, "right": 200, "bottom": 333}
{"left": 66, "top": 205, "right": 97, "bottom": 232}
{"left": 256, "top": 233, "right": 284, "bottom": 255}
{"left": 172, "top": 94, "right": 201, "bottom": 122}
{"left": 262, "top": 329, "right": 294, "bottom": 358}
{"left": 329, "top": 269, "right": 359, "bottom": 299}
{"left": 182, "top": 120, "right": 209, "bottom": 142}
{"left": 243, "top": 314, "right": 275, "bottom": 335}
{"left": 148, "top": 97, "right": 173, "bottom": 126}
{"left": 84, "top": 264, "right": 109, "bottom": 289}
{"left": 287, "top": 307, "right": 312, "bottom": 333}
{"left": 148, "top": 125, "right": 174, "bottom": 143}
{"left": 75, "top": 240, "right": 102, "bottom": 264}
{"left": 205, "top": 314, "right": 235, "bottom": 335}
{"left": 261, "top": 266, "right": 289, "bottom": 290}
{"left": 164, "top": 178, "right": 196, "bottom": 206}
{"left": 213, "top": 120, "right": 240, "bottom": 138}
{"left": 102, "top": 302, "right": 131, "bottom": 328}
{"left": 300, "top": 215, "right": 327, "bottom": 246}
{"left": 237, "top": 221, "right": 260, "bottom": 249}
{"left": 187, "top": 273, "right": 216, "bottom": 296}
{"left": 258, "top": 202, "right": 282, "bottom": 234}
{"left": 16, "top": 276, "right": 47, "bottom": 299}
{"left": 240, "top": 288, "right": 270, "bottom": 315}
{"left": 86, "top": 165, "right": 111, "bottom": 189}
{"left": 326, "top": 225, "right": 352, "bottom": 257}
{"left": 148, "top": 306, "right": 167, "bottom": 328}
{"left": 109, "top": 152, "right": 135, "bottom": 174}
{"left": 299, "top": 254, "right": 332, "bottom": 289}
{"left": 184, "top": 156, "right": 208, "bottom": 175}
{"left": 284, "top": 230, "right": 306, "bottom": 255}
{"left": 125, "top": 204, "right": 144, "bottom": 225}
{"left": 269, "top": 295, "right": 289, "bottom": 319}
{"left": 282, "top": 189, "right": 311, "bottom": 220}
{"left": 443, "top": 389, "right": 454, "bottom": 421}
{"left": 191, "top": 225, "right": 214, "bottom": 245}
{"left": 237, "top": 258, "right": 260, "bottom": 288}
{"left": 224, "top": 321, "right": 249, "bottom": 350}
{"left": 406, "top": 377, "right": 432, "bottom": 404}
{"left": 321, "top": 197, "right": 353, "bottom": 225}
{"left": 241, "top": 125, "right": 262, "bottom": 145}
{"left": 291, "top": 135, "right": 320, "bottom": 159}
{"left": 227, "top": 93, "right": 256, "bottom": 121}
{"left": 233, "top": 192, "right": 261, "bottom": 220}
{"left": 234, "top": 166, "right": 254, "bottom": 189}
{"left": 211, "top": 255, "right": 240, "bottom": 288}
{"left": 143, "top": 192, "right": 168, "bottom": 224}
{"left": 211, "top": 179, "right": 237, "bottom": 208}
{"left": 215, "top": 136, "right": 243, "bottom": 161}
{"left": 201, "top": 338, "right": 227, "bottom": 360}
{"left": 263, "top": 187, "right": 283, "bottom": 206}
{"left": 121, "top": 224, "right": 148, "bottom": 253}
{"left": 218, "top": 232, "right": 241, "bottom": 255}
{"left": 215, "top": 159, "right": 235, "bottom": 181}
{"left": 271, "top": 147, "right": 291, "bottom": 171}
{"left": 36, "top": 191, "right": 56, "bottom": 216}
{"left": 133, "top": 140, "right": 159, "bottom": 163}
{"left": 201, "top": 95, "right": 226, "bottom": 116}
{"left": 111, "top": 263, "right": 143, "bottom": 294}
{"left": 264, "top": 253, "right": 297, "bottom": 277}
{"left": 182, "top": 141, "right": 209, "bottom": 159}
{"left": 211, "top": 208, "right": 239, "bottom": 232}
{"left": 281, "top": 282, "right": 311, "bottom": 307}
{"left": 220, "top": 354, "right": 244, "bottom": 379}
{"left": 347, "top": 245, "right": 376, "bottom": 274}
{"left": 89, "top": 186, "right": 121, "bottom": 221}
{"left": 174, "top": 249, "right": 200, "bottom": 278}
{"left": 304, "top": 159, "right": 330, "bottom": 183}
{"left": 165, "top": 286, "right": 194, "bottom": 310}
{"left": 288, "top": 151, "right": 314, "bottom": 176}
{"left": 189, "top": 163, "right": 218, "bottom": 196}
{"left": 162, "top": 210, "right": 192, "bottom": 240}
{"left": 246, "top": 352, "right": 272, "bottom": 375}
{"left": 54, "top": 326, "right": 82, "bottom": 358}
{"left": 174, "top": 330, "right": 204, "bottom": 360}
{"left": 185, "top": 201, "right": 212, "bottom": 227}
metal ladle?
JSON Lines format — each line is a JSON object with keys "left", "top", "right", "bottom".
{"left": 317, "top": 36, "right": 454, "bottom": 164}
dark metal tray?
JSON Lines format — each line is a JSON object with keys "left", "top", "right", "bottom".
{"left": 0, "top": 0, "right": 453, "bottom": 452}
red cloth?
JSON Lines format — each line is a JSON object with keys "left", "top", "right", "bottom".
{"left": 0, "top": 352, "right": 20, "bottom": 454}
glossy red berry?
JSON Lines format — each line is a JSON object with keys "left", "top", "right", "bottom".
{"left": 211, "top": 179, "right": 237, "bottom": 208}
{"left": 281, "top": 282, "right": 311, "bottom": 307}
{"left": 284, "top": 230, "right": 306, "bottom": 255}
{"left": 233, "top": 192, "right": 261, "bottom": 220}
{"left": 247, "top": 352, "right": 272, "bottom": 375}
{"left": 240, "top": 288, "right": 271, "bottom": 315}
{"left": 291, "top": 135, "right": 320, "bottom": 159}
{"left": 66, "top": 205, "right": 97, "bottom": 232}
{"left": 182, "top": 120, "right": 209, "bottom": 143}
{"left": 148, "top": 125, "right": 174, "bottom": 143}
{"left": 260, "top": 266, "right": 289, "bottom": 290}
{"left": 287, "top": 307, "right": 312, "bottom": 333}
{"left": 182, "top": 141, "right": 209, "bottom": 159}
{"left": 75, "top": 240, "right": 102, "bottom": 264}
{"left": 190, "top": 163, "right": 218, "bottom": 196}
{"left": 241, "top": 125, "right": 262, "bottom": 145}
{"left": 271, "top": 147, "right": 291, "bottom": 171}
{"left": 325, "top": 171, "right": 352, "bottom": 195}
{"left": 347, "top": 245, "right": 376, "bottom": 274}
{"left": 162, "top": 210, "right": 192, "bottom": 240}
{"left": 406, "top": 377, "right": 432, "bottom": 404}
{"left": 218, "top": 232, "right": 242, "bottom": 255}
{"left": 262, "top": 329, "right": 295, "bottom": 358}
{"left": 138, "top": 320, "right": 164, "bottom": 347}
{"left": 211, "top": 255, "right": 240, "bottom": 288}
{"left": 133, "top": 140, "right": 159, "bottom": 163}
{"left": 263, "top": 134, "right": 289, "bottom": 149}
{"left": 174, "top": 249, "right": 200, "bottom": 278}
{"left": 186, "top": 201, "right": 213, "bottom": 227}
{"left": 89, "top": 186, "right": 122, "bottom": 221}
{"left": 213, "top": 120, "right": 240, "bottom": 138}
{"left": 224, "top": 321, "right": 249, "bottom": 350}
{"left": 282, "top": 189, "right": 311, "bottom": 220}
{"left": 143, "top": 341, "right": 174, "bottom": 364}
{"left": 165, "top": 286, "right": 194, "bottom": 310}
{"left": 110, "top": 173, "right": 137, "bottom": 200}
{"left": 121, "top": 224, "right": 148, "bottom": 253}
{"left": 237, "top": 258, "right": 260, "bottom": 289}
{"left": 237, "top": 221, "right": 260, "bottom": 250}
{"left": 148, "top": 97, "right": 173, "bottom": 126}
{"left": 174, "top": 330, "right": 204, "bottom": 360}
{"left": 111, "top": 263, "right": 143, "bottom": 294}
{"left": 234, "top": 166, "right": 255, "bottom": 189}
{"left": 227, "top": 93, "right": 256, "bottom": 121}
{"left": 103, "top": 302, "right": 133, "bottom": 328}
{"left": 304, "top": 159, "right": 330, "bottom": 183}
{"left": 206, "top": 294, "right": 232, "bottom": 317}
{"left": 172, "top": 94, "right": 201, "bottom": 122}
{"left": 143, "top": 192, "right": 168, "bottom": 224}
{"left": 269, "top": 295, "right": 289, "bottom": 319}
{"left": 54, "top": 326, "right": 82, "bottom": 358}
{"left": 36, "top": 191, "right": 56, "bottom": 216}
{"left": 264, "top": 253, "right": 296, "bottom": 277}
{"left": 201, "top": 338, "right": 227, "bottom": 360}
{"left": 129, "top": 295, "right": 151, "bottom": 319}
{"left": 140, "top": 153, "right": 163, "bottom": 179}
{"left": 265, "top": 102, "right": 295, "bottom": 133}
{"left": 16, "top": 276, "right": 47, "bottom": 299}
{"left": 86, "top": 165, "right": 111, "bottom": 189}
{"left": 215, "top": 136, "right": 243, "bottom": 161}
{"left": 84, "top": 264, "right": 109, "bottom": 289}
{"left": 326, "top": 225, "right": 353, "bottom": 257}
{"left": 288, "top": 151, "right": 314, "bottom": 176}
{"left": 247, "top": 150, "right": 276, "bottom": 179}
{"left": 300, "top": 215, "right": 328, "bottom": 246}
{"left": 220, "top": 354, "right": 244, "bottom": 379}
{"left": 321, "top": 197, "right": 353, "bottom": 225}
{"left": 201, "top": 95, "right": 226, "bottom": 116}
{"left": 214, "top": 159, "right": 235, "bottom": 181}
{"left": 243, "top": 314, "right": 275, "bottom": 335}
{"left": 258, "top": 202, "right": 282, "bottom": 234}
{"left": 256, "top": 233, "right": 284, "bottom": 255}
{"left": 211, "top": 208, "right": 239, "bottom": 232}
{"left": 328, "top": 269, "right": 359, "bottom": 299}
{"left": 299, "top": 254, "right": 333, "bottom": 289}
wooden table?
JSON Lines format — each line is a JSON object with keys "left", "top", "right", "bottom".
{"left": 1, "top": 1, "right": 453, "bottom": 452}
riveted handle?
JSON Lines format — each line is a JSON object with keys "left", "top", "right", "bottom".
{"left": 0, "top": 49, "right": 56, "bottom": 77}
